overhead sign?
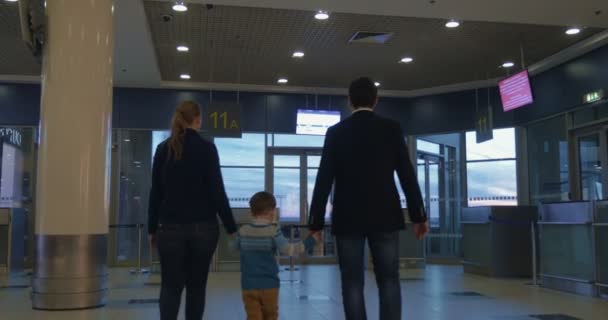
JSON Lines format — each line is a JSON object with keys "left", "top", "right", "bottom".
{"left": 0, "top": 128, "right": 22, "bottom": 147}
{"left": 205, "top": 103, "right": 242, "bottom": 138}
{"left": 499, "top": 70, "right": 534, "bottom": 112}
{"left": 583, "top": 89, "right": 604, "bottom": 104}
{"left": 476, "top": 105, "right": 493, "bottom": 143}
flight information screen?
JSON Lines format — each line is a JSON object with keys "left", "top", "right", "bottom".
{"left": 296, "top": 109, "right": 341, "bottom": 135}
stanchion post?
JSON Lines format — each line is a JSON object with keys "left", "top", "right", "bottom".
{"left": 6, "top": 213, "right": 12, "bottom": 275}
{"left": 285, "top": 225, "right": 299, "bottom": 272}
{"left": 130, "top": 224, "right": 150, "bottom": 275}
{"left": 531, "top": 221, "right": 537, "bottom": 286}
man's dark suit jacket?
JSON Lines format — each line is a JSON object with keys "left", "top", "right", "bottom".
{"left": 309, "top": 110, "right": 427, "bottom": 235}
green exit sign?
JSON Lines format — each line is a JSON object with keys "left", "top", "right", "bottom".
{"left": 583, "top": 89, "right": 604, "bottom": 104}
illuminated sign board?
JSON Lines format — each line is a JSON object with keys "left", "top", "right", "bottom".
{"left": 0, "top": 128, "right": 22, "bottom": 147}
{"left": 583, "top": 89, "right": 604, "bottom": 104}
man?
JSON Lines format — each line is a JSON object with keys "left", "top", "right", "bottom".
{"left": 309, "top": 77, "right": 429, "bottom": 320}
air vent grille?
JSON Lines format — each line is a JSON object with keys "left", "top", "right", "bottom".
{"left": 349, "top": 31, "right": 394, "bottom": 44}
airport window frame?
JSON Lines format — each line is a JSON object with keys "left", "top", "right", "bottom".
{"left": 464, "top": 128, "right": 518, "bottom": 207}
{"left": 213, "top": 132, "right": 268, "bottom": 208}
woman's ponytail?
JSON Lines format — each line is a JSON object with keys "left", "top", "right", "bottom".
{"left": 168, "top": 101, "right": 201, "bottom": 160}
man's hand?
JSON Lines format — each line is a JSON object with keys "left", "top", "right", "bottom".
{"left": 149, "top": 234, "right": 157, "bottom": 248}
{"left": 413, "top": 221, "right": 429, "bottom": 240}
{"left": 310, "top": 230, "right": 323, "bottom": 243}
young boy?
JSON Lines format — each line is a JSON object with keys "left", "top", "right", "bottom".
{"left": 233, "top": 191, "right": 318, "bottom": 320}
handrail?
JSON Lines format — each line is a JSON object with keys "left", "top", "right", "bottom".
{"left": 461, "top": 221, "right": 491, "bottom": 225}
{"left": 109, "top": 223, "right": 141, "bottom": 229}
{"left": 540, "top": 273, "right": 594, "bottom": 284}
{"left": 538, "top": 221, "right": 592, "bottom": 225}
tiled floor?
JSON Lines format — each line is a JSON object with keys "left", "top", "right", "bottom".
{"left": 1, "top": 265, "right": 607, "bottom": 319}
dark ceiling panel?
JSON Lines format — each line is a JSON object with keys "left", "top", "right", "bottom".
{"left": 0, "top": 1, "right": 604, "bottom": 91}
{"left": 0, "top": 3, "right": 41, "bottom": 76}
{"left": 144, "top": 2, "right": 604, "bottom": 90}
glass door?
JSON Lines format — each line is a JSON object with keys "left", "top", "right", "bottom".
{"left": 417, "top": 150, "right": 460, "bottom": 261}
{"left": 271, "top": 154, "right": 303, "bottom": 223}
{"left": 417, "top": 153, "right": 442, "bottom": 229}
{"left": 571, "top": 124, "right": 608, "bottom": 200}
{"left": 266, "top": 147, "right": 334, "bottom": 262}
{"left": 578, "top": 134, "right": 603, "bottom": 200}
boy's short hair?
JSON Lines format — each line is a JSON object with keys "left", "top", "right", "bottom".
{"left": 250, "top": 191, "right": 277, "bottom": 216}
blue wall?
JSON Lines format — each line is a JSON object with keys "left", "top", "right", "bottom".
{"left": 2, "top": 44, "right": 608, "bottom": 134}
{"left": 0, "top": 83, "right": 40, "bottom": 126}
{"left": 514, "top": 44, "right": 608, "bottom": 123}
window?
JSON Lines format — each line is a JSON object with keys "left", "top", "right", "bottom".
{"left": 151, "top": 130, "right": 170, "bottom": 162}
{"left": 150, "top": 131, "right": 267, "bottom": 208}
{"left": 221, "top": 168, "right": 265, "bottom": 208}
{"left": 466, "top": 128, "right": 517, "bottom": 207}
{"left": 215, "top": 133, "right": 266, "bottom": 208}
{"left": 271, "top": 134, "right": 324, "bottom": 147}
{"left": 216, "top": 133, "right": 265, "bottom": 167}
{"left": 417, "top": 139, "right": 440, "bottom": 155}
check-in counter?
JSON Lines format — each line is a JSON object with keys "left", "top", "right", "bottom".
{"left": 0, "top": 208, "right": 26, "bottom": 275}
{"left": 461, "top": 206, "right": 537, "bottom": 277}
{"left": 539, "top": 201, "right": 595, "bottom": 296}
{"left": 594, "top": 201, "right": 608, "bottom": 298}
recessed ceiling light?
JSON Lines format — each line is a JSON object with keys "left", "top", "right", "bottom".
{"left": 177, "top": 45, "right": 189, "bottom": 52}
{"left": 399, "top": 57, "right": 414, "bottom": 63}
{"left": 277, "top": 78, "right": 288, "bottom": 84}
{"left": 172, "top": 1, "right": 188, "bottom": 12}
{"left": 180, "top": 74, "right": 191, "bottom": 80}
{"left": 502, "top": 62, "right": 515, "bottom": 68}
{"left": 445, "top": 20, "right": 461, "bottom": 28}
{"left": 315, "top": 10, "right": 330, "bottom": 20}
{"left": 374, "top": 82, "right": 381, "bottom": 87}
{"left": 566, "top": 27, "right": 581, "bottom": 35}
{"left": 124, "top": 139, "right": 131, "bottom": 142}
{"left": 5, "top": 0, "right": 18, "bottom": 2}
{"left": 292, "top": 51, "right": 305, "bottom": 58}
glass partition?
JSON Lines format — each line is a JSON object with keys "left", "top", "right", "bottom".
{"left": 0, "top": 127, "right": 37, "bottom": 267}
{"left": 113, "top": 130, "right": 154, "bottom": 265}
{"left": 527, "top": 116, "right": 569, "bottom": 204}
{"left": 540, "top": 225, "right": 595, "bottom": 281}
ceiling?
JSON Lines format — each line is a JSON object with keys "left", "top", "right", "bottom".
{"left": 145, "top": 2, "right": 603, "bottom": 90}
{"left": 156, "top": 0, "right": 608, "bottom": 28}
{"left": 0, "top": 2, "right": 41, "bottom": 76}
{"left": 0, "top": 0, "right": 606, "bottom": 93}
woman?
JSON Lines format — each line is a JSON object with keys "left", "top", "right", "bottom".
{"left": 148, "top": 101, "right": 237, "bottom": 320}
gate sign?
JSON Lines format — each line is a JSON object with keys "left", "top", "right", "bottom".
{"left": 205, "top": 103, "right": 242, "bottom": 138}
{"left": 475, "top": 106, "right": 493, "bottom": 143}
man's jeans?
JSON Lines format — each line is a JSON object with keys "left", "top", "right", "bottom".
{"left": 336, "top": 231, "right": 401, "bottom": 320}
